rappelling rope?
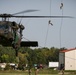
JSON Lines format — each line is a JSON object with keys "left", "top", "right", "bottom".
{"left": 59, "top": 0, "right": 64, "bottom": 48}
{"left": 44, "top": 0, "right": 53, "bottom": 47}
{"left": 44, "top": 23, "right": 50, "bottom": 47}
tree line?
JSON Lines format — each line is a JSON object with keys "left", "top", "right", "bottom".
{"left": 0, "top": 45, "right": 65, "bottom": 69}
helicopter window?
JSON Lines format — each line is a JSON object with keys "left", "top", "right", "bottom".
{"left": 0, "top": 24, "right": 9, "bottom": 29}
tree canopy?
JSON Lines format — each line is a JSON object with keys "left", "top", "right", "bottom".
{"left": 0, "top": 46, "right": 64, "bottom": 69}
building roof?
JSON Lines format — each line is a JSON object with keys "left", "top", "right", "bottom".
{"left": 60, "top": 48, "right": 76, "bottom": 53}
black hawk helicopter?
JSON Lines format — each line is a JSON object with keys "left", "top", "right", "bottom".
{"left": 0, "top": 10, "right": 72, "bottom": 56}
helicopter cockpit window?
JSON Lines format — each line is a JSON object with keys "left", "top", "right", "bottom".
{"left": 0, "top": 24, "right": 9, "bottom": 30}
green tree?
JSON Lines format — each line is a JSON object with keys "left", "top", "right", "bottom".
{"left": 18, "top": 52, "right": 28, "bottom": 70}
{"left": 1, "top": 54, "right": 9, "bottom": 63}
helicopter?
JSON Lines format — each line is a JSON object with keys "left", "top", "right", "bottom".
{"left": 0, "top": 10, "right": 72, "bottom": 56}
{"left": 0, "top": 10, "right": 39, "bottom": 56}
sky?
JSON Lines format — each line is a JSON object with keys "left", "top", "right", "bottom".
{"left": 0, "top": 0, "right": 76, "bottom": 49}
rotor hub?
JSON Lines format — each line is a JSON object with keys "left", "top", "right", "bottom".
{"left": 0, "top": 14, "right": 12, "bottom": 18}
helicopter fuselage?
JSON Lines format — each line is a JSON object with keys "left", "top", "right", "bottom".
{"left": 0, "top": 21, "right": 24, "bottom": 49}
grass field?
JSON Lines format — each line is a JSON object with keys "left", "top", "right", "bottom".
{"left": 0, "top": 72, "right": 76, "bottom": 75}
{"left": 0, "top": 73, "right": 76, "bottom": 75}
{"left": 0, "top": 69, "right": 76, "bottom": 75}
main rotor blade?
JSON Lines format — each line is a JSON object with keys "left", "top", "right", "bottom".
{"left": 12, "top": 10, "right": 39, "bottom": 15}
{"left": 10, "top": 15, "right": 73, "bottom": 18}
{"left": 0, "top": 14, "right": 73, "bottom": 18}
